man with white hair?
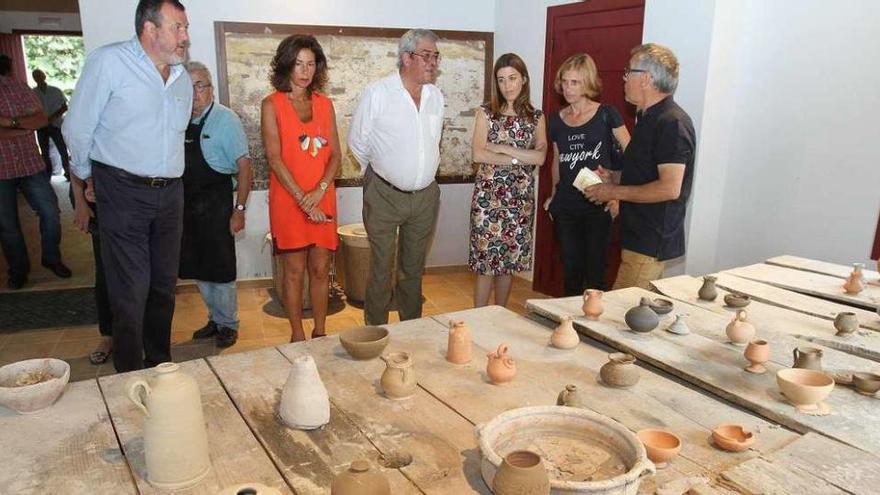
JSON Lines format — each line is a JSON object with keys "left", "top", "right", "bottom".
{"left": 348, "top": 28, "right": 445, "bottom": 325}
{"left": 584, "top": 43, "right": 696, "bottom": 289}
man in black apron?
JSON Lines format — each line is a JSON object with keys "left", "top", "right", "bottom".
{"left": 180, "top": 61, "right": 252, "bottom": 348}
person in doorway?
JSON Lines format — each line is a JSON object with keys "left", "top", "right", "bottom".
{"left": 0, "top": 54, "right": 71, "bottom": 290}
{"left": 468, "top": 53, "right": 547, "bottom": 307}
{"left": 584, "top": 43, "right": 695, "bottom": 289}
{"left": 348, "top": 29, "right": 444, "bottom": 325}
{"left": 261, "top": 35, "right": 339, "bottom": 342}
{"left": 62, "top": 0, "right": 192, "bottom": 371}
{"left": 32, "top": 69, "right": 70, "bottom": 179}
{"left": 543, "top": 53, "right": 630, "bottom": 296}
{"left": 181, "top": 61, "right": 252, "bottom": 348}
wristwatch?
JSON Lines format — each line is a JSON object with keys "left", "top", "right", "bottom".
{"left": 510, "top": 157, "right": 519, "bottom": 166}
{"left": 234, "top": 203, "right": 246, "bottom": 212}
{"left": 319, "top": 181, "right": 329, "bottom": 192}
{"left": 9, "top": 116, "right": 19, "bottom": 128}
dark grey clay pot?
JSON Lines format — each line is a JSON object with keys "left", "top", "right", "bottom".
{"left": 625, "top": 297, "right": 660, "bottom": 333}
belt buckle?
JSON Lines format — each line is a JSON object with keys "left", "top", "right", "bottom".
{"left": 149, "top": 177, "right": 168, "bottom": 188}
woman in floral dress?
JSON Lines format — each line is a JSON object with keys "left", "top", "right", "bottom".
{"left": 469, "top": 53, "right": 547, "bottom": 307}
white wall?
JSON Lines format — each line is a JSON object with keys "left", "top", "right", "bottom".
{"left": 0, "top": 11, "right": 81, "bottom": 33}
{"left": 78, "top": 0, "right": 495, "bottom": 279}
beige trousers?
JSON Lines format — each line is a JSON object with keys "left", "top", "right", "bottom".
{"left": 612, "top": 249, "right": 666, "bottom": 290}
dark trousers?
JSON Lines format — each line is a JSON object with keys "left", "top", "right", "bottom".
{"left": 36, "top": 126, "right": 70, "bottom": 177}
{"left": 93, "top": 164, "right": 183, "bottom": 371}
{"left": 68, "top": 187, "right": 112, "bottom": 337}
{"left": 0, "top": 172, "right": 62, "bottom": 277}
{"left": 553, "top": 209, "right": 612, "bottom": 296}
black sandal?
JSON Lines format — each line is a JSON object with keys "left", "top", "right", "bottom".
{"left": 89, "top": 349, "right": 112, "bottom": 365}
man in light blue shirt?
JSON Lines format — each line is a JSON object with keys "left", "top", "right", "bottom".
{"left": 62, "top": 0, "right": 192, "bottom": 372}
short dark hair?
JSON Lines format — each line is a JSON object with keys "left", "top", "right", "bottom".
{"left": 135, "top": 0, "right": 185, "bottom": 38}
{"left": 0, "top": 55, "right": 11, "bottom": 76}
{"left": 269, "top": 35, "right": 328, "bottom": 94}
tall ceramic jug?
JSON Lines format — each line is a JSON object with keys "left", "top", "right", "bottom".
{"left": 725, "top": 309, "right": 756, "bottom": 345}
{"left": 278, "top": 354, "right": 330, "bottom": 430}
{"left": 698, "top": 275, "right": 718, "bottom": 301}
{"left": 792, "top": 346, "right": 823, "bottom": 371}
{"left": 486, "top": 344, "right": 516, "bottom": 385}
{"left": 582, "top": 289, "right": 604, "bottom": 320}
{"left": 447, "top": 320, "right": 473, "bottom": 364}
{"left": 550, "top": 317, "right": 579, "bottom": 349}
{"left": 127, "top": 363, "right": 211, "bottom": 490}
{"left": 380, "top": 352, "right": 417, "bottom": 399}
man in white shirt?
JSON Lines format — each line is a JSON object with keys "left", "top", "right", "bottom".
{"left": 32, "top": 69, "right": 70, "bottom": 179}
{"left": 348, "top": 29, "right": 445, "bottom": 325}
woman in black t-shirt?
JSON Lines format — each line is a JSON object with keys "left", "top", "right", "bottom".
{"left": 544, "top": 53, "right": 630, "bottom": 295}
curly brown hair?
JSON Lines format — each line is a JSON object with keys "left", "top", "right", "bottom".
{"left": 269, "top": 35, "right": 328, "bottom": 94}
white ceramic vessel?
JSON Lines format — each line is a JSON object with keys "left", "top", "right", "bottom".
{"left": 279, "top": 354, "right": 330, "bottom": 429}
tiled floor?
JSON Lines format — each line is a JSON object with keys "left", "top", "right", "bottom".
{"left": 0, "top": 271, "right": 549, "bottom": 382}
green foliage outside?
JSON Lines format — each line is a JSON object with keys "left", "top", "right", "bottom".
{"left": 23, "top": 35, "right": 84, "bottom": 98}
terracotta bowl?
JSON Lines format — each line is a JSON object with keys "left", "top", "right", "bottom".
{"left": 636, "top": 429, "right": 681, "bottom": 468}
{"left": 724, "top": 293, "right": 751, "bottom": 308}
{"left": 339, "top": 326, "right": 390, "bottom": 360}
{"left": 649, "top": 298, "right": 674, "bottom": 315}
{"left": 776, "top": 368, "right": 834, "bottom": 410}
{"left": 711, "top": 423, "right": 755, "bottom": 452}
{"left": 852, "top": 372, "right": 880, "bottom": 395}
{"left": 0, "top": 358, "right": 70, "bottom": 414}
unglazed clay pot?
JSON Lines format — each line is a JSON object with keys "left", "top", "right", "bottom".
{"left": 492, "top": 450, "right": 550, "bottom": 495}
{"left": 582, "top": 289, "right": 604, "bottom": 320}
{"left": 852, "top": 372, "right": 880, "bottom": 395}
{"left": 723, "top": 293, "right": 751, "bottom": 308}
{"left": 127, "top": 363, "right": 210, "bottom": 490}
{"left": 486, "top": 344, "right": 516, "bottom": 385}
{"left": 218, "top": 483, "right": 283, "bottom": 495}
{"left": 556, "top": 384, "right": 586, "bottom": 408}
{"left": 711, "top": 424, "right": 755, "bottom": 452}
{"left": 636, "top": 429, "right": 681, "bottom": 469}
{"left": 278, "top": 354, "right": 330, "bottom": 430}
{"left": 698, "top": 275, "right": 718, "bottom": 301}
{"left": 666, "top": 313, "right": 690, "bottom": 335}
{"left": 776, "top": 368, "right": 834, "bottom": 412}
{"left": 599, "top": 352, "right": 640, "bottom": 388}
{"left": 744, "top": 339, "right": 770, "bottom": 374}
{"left": 648, "top": 298, "right": 674, "bottom": 315}
{"left": 330, "top": 459, "right": 391, "bottom": 495}
{"left": 625, "top": 297, "right": 660, "bottom": 333}
{"left": 380, "top": 352, "right": 417, "bottom": 399}
{"left": 446, "top": 320, "right": 473, "bottom": 364}
{"left": 833, "top": 312, "right": 859, "bottom": 337}
{"left": 550, "top": 317, "right": 579, "bottom": 349}
{"left": 726, "top": 309, "right": 755, "bottom": 345}
{"left": 339, "top": 326, "right": 390, "bottom": 360}
{"left": 843, "top": 264, "right": 865, "bottom": 294}
{"left": 792, "top": 346, "right": 823, "bottom": 371}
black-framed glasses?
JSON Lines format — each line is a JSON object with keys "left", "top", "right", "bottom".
{"left": 623, "top": 67, "right": 648, "bottom": 79}
{"left": 193, "top": 82, "right": 212, "bottom": 92}
{"left": 408, "top": 51, "right": 441, "bottom": 63}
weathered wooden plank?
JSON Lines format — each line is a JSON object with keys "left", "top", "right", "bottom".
{"left": 527, "top": 289, "right": 880, "bottom": 457}
{"left": 98, "top": 359, "right": 292, "bottom": 494}
{"left": 725, "top": 263, "right": 880, "bottom": 310}
{"left": 275, "top": 318, "right": 490, "bottom": 494}
{"left": 651, "top": 275, "right": 880, "bottom": 361}
{"left": 207, "top": 347, "right": 421, "bottom": 495}
{"left": 767, "top": 255, "right": 880, "bottom": 284}
{"left": 719, "top": 457, "right": 847, "bottom": 495}
{"left": 0, "top": 379, "right": 137, "bottom": 495}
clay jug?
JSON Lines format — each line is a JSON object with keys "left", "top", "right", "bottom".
{"left": 833, "top": 312, "right": 858, "bottom": 337}
{"left": 666, "top": 313, "right": 690, "bottom": 335}
{"left": 446, "top": 320, "right": 473, "bottom": 364}
{"left": 582, "top": 289, "right": 604, "bottom": 320}
{"left": 599, "top": 352, "right": 640, "bottom": 388}
{"left": 380, "top": 352, "right": 417, "bottom": 399}
{"left": 625, "top": 297, "right": 659, "bottom": 333}
{"left": 331, "top": 459, "right": 391, "bottom": 495}
{"left": 843, "top": 264, "right": 865, "bottom": 294}
{"left": 492, "top": 450, "right": 551, "bottom": 495}
{"left": 744, "top": 339, "right": 770, "bottom": 374}
{"left": 550, "top": 317, "right": 579, "bottom": 349}
{"left": 486, "top": 344, "right": 516, "bottom": 385}
{"left": 725, "top": 309, "right": 756, "bottom": 345}
{"left": 792, "top": 346, "right": 823, "bottom": 371}
{"left": 127, "top": 362, "right": 210, "bottom": 490}
{"left": 278, "top": 354, "right": 330, "bottom": 430}
{"left": 698, "top": 275, "right": 718, "bottom": 301}
{"left": 556, "top": 384, "right": 586, "bottom": 408}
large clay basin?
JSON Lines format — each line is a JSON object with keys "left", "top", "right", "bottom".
{"left": 339, "top": 326, "right": 390, "bottom": 360}
{"left": 635, "top": 429, "right": 681, "bottom": 469}
{"left": 776, "top": 368, "right": 834, "bottom": 410}
{"left": 0, "top": 358, "right": 70, "bottom": 414}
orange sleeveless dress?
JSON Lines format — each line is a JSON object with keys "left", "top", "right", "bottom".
{"left": 269, "top": 91, "right": 338, "bottom": 251}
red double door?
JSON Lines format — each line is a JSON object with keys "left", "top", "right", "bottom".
{"left": 533, "top": 0, "right": 645, "bottom": 297}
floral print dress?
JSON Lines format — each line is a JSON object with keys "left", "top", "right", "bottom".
{"left": 468, "top": 105, "right": 543, "bottom": 275}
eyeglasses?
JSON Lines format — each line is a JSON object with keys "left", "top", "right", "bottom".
{"left": 192, "top": 82, "right": 212, "bottom": 92}
{"left": 623, "top": 67, "right": 648, "bottom": 80}
{"left": 408, "top": 51, "right": 441, "bottom": 63}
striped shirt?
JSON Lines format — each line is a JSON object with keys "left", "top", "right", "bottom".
{"left": 0, "top": 75, "right": 45, "bottom": 180}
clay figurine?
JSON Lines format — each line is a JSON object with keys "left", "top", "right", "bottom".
{"left": 556, "top": 384, "right": 586, "bottom": 408}
{"left": 380, "top": 352, "right": 417, "bottom": 399}
{"left": 446, "top": 320, "right": 473, "bottom": 364}
{"left": 550, "top": 317, "right": 579, "bottom": 349}
{"left": 843, "top": 263, "right": 865, "bottom": 294}
{"left": 625, "top": 297, "right": 660, "bottom": 333}
{"left": 792, "top": 346, "right": 823, "bottom": 371}
{"left": 582, "top": 289, "right": 604, "bottom": 320}
{"left": 833, "top": 312, "right": 858, "bottom": 337}
{"left": 725, "top": 309, "right": 755, "bottom": 345}
{"left": 278, "top": 354, "right": 330, "bottom": 430}
{"left": 665, "top": 313, "right": 690, "bottom": 335}
{"left": 486, "top": 344, "right": 516, "bottom": 385}
{"left": 599, "top": 352, "right": 640, "bottom": 388}
{"left": 743, "top": 339, "right": 770, "bottom": 374}
{"left": 492, "top": 450, "right": 550, "bottom": 495}
{"left": 698, "top": 275, "right": 718, "bottom": 301}
{"left": 331, "top": 460, "right": 391, "bottom": 495}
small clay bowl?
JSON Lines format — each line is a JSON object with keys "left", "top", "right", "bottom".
{"left": 339, "top": 326, "right": 390, "bottom": 360}
{"left": 0, "top": 358, "right": 70, "bottom": 414}
{"left": 711, "top": 423, "right": 755, "bottom": 452}
{"left": 852, "top": 372, "right": 880, "bottom": 395}
{"left": 648, "top": 298, "right": 674, "bottom": 315}
{"left": 724, "top": 293, "right": 751, "bottom": 308}
{"left": 636, "top": 429, "right": 681, "bottom": 468}
{"left": 776, "top": 368, "right": 834, "bottom": 412}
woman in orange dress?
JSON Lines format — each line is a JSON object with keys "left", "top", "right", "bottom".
{"left": 261, "top": 35, "right": 340, "bottom": 342}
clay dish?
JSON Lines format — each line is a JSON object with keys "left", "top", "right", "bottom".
{"left": 711, "top": 424, "right": 755, "bottom": 452}
{"left": 636, "top": 429, "right": 681, "bottom": 469}
{"left": 649, "top": 298, "right": 674, "bottom": 315}
{"left": 0, "top": 358, "right": 70, "bottom": 414}
{"left": 852, "top": 372, "right": 880, "bottom": 395}
{"left": 339, "top": 326, "right": 390, "bottom": 360}
{"left": 776, "top": 368, "right": 834, "bottom": 411}
{"left": 724, "top": 293, "right": 751, "bottom": 308}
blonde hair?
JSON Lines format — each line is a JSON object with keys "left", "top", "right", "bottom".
{"left": 554, "top": 53, "right": 602, "bottom": 99}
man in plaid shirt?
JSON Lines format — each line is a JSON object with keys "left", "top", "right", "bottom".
{"left": 0, "top": 55, "right": 71, "bottom": 289}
